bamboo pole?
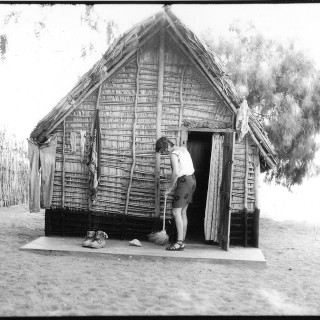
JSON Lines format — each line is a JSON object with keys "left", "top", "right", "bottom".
{"left": 155, "top": 23, "right": 165, "bottom": 218}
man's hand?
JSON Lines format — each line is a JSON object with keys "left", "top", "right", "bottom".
{"left": 164, "top": 189, "right": 172, "bottom": 197}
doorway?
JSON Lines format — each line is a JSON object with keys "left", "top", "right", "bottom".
{"left": 186, "top": 131, "right": 212, "bottom": 243}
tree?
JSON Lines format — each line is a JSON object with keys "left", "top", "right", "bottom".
{"left": 202, "top": 22, "right": 320, "bottom": 188}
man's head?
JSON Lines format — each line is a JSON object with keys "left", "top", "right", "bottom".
{"left": 155, "top": 137, "right": 174, "bottom": 154}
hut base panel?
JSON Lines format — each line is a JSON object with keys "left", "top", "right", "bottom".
{"left": 45, "top": 208, "right": 258, "bottom": 248}
{"left": 230, "top": 211, "right": 256, "bottom": 247}
{"left": 45, "top": 208, "right": 176, "bottom": 242}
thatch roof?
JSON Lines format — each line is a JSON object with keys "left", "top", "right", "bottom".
{"left": 30, "top": 6, "right": 278, "bottom": 168}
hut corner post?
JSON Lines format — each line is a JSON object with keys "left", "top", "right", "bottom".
{"left": 243, "top": 135, "right": 249, "bottom": 247}
{"left": 155, "top": 23, "right": 165, "bottom": 226}
{"left": 61, "top": 119, "right": 66, "bottom": 236}
{"left": 253, "top": 147, "right": 261, "bottom": 248}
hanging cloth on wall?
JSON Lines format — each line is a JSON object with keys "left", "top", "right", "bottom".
{"left": 204, "top": 134, "right": 224, "bottom": 242}
{"left": 88, "top": 109, "right": 101, "bottom": 204}
{"left": 39, "top": 135, "right": 58, "bottom": 208}
{"left": 28, "top": 139, "right": 41, "bottom": 213}
{"left": 236, "top": 99, "right": 249, "bottom": 141}
{"left": 27, "top": 135, "right": 57, "bottom": 212}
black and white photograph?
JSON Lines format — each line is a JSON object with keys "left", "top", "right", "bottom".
{"left": 1, "top": 2, "right": 320, "bottom": 316}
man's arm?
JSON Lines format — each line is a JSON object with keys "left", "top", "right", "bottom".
{"left": 165, "top": 153, "right": 179, "bottom": 196}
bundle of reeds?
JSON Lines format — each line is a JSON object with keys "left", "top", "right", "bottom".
{"left": 0, "top": 127, "right": 29, "bottom": 207}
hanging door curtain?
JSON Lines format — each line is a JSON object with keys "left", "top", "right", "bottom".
{"left": 204, "top": 134, "right": 224, "bottom": 242}
{"left": 28, "top": 135, "right": 57, "bottom": 213}
{"left": 88, "top": 109, "right": 101, "bottom": 205}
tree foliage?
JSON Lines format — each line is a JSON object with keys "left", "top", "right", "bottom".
{"left": 0, "top": 34, "right": 8, "bottom": 60}
{"left": 203, "top": 22, "right": 320, "bottom": 188}
{"left": 80, "top": 5, "right": 119, "bottom": 58}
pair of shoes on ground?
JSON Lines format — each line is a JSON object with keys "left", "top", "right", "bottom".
{"left": 82, "top": 230, "right": 108, "bottom": 249}
{"left": 166, "top": 240, "right": 185, "bottom": 251}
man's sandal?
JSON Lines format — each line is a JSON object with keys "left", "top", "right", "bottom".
{"left": 166, "top": 240, "right": 184, "bottom": 251}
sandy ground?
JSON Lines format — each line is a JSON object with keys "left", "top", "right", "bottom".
{"left": 1, "top": 204, "right": 320, "bottom": 316}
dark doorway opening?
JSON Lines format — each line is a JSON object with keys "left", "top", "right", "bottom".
{"left": 186, "top": 131, "right": 212, "bottom": 244}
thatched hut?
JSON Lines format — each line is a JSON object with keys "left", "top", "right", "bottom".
{"left": 29, "top": 7, "right": 277, "bottom": 251}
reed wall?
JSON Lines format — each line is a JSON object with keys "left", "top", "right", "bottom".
{"left": 51, "top": 91, "right": 97, "bottom": 210}
{"left": 0, "top": 129, "right": 29, "bottom": 207}
{"left": 231, "top": 135, "right": 256, "bottom": 213}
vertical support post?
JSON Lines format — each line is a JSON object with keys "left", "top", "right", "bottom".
{"left": 155, "top": 24, "right": 165, "bottom": 218}
{"left": 62, "top": 119, "right": 66, "bottom": 208}
{"left": 244, "top": 135, "right": 249, "bottom": 247}
{"left": 253, "top": 147, "right": 261, "bottom": 248}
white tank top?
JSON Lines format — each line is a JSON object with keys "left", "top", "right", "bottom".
{"left": 171, "top": 147, "right": 195, "bottom": 177}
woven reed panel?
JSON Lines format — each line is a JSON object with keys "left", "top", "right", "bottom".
{"left": 231, "top": 136, "right": 256, "bottom": 213}
{"left": 162, "top": 37, "right": 233, "bottom": 132}
{"left": 87, "top": 43, "right": 160, "bottom": 217}
{"left": 50, "top": 92, "right": 98, "bottom": 210}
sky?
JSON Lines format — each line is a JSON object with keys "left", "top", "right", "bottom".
{"left": 1, "top": 3, "right": 320, "bottom": 222}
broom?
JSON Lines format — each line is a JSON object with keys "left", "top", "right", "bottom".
{"left": 148, "top": 195, "right": 169, "bottom": 245}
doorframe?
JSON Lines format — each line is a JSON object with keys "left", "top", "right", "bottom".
{"left": 173, "top": 126, "right": 238, "bottom": 245}
{"left": 184, "top": 130, "right": 215, "bottom": 242}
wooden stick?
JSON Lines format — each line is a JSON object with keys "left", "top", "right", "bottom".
{"left": 124, "top": 52, "right": 140, "bottom": 217}
{"left": 155, "top": 23, "right": 165, "bottom": 218}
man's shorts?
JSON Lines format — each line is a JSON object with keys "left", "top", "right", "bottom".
{"left": 172, "top": 173, "right": 196, "bottom": 209}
